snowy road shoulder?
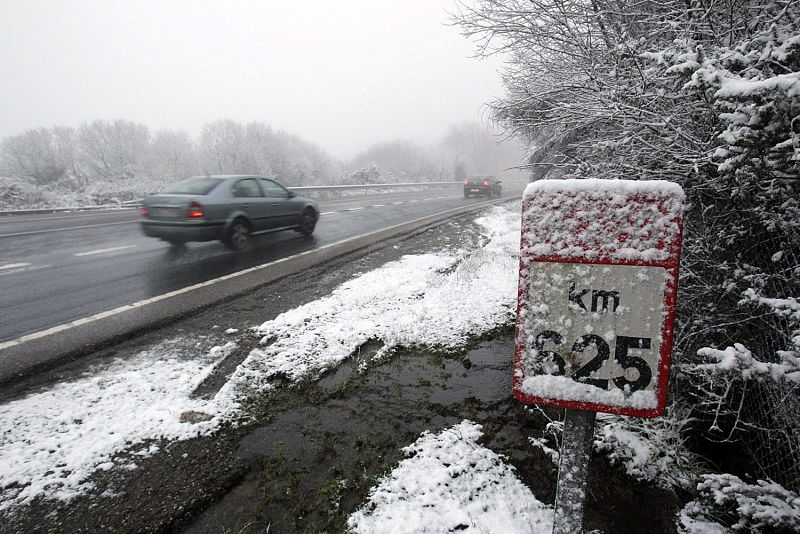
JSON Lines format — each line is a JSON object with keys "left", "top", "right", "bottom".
{"left": 0, "top": 340, "right": 236, "bottom": 510}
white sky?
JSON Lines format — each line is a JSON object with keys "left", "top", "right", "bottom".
{"left": 0, "top": 0, "right": 504, "bottom": 159}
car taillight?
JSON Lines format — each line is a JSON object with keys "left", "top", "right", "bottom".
{"left": 139, "top": 207, "right": 150, "bottom": 217}
{"left": 483, "top": 180, "right": 490, "bottom": 186}
{"left": 187, "top": 201, "right": 204, "bottom": 218}
{"left": 464, "top": 180, "right": 469, "bottom": 185}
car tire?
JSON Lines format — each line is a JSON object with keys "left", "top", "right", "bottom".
{"left": 297, "top": 208, "right": 317, "bottom": 235}
{"left": 464, "top": 192, "right": 470, "bottom": 198}
{"left": 224, "top": 219, "right": 252, "bottom": 251}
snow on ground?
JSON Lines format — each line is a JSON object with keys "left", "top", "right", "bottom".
{"left": 0, "top": 340, "right": 236, "bottom": 510}
{"left": 347, "top": 420, "right": 553, "bottom": 534}
{"left": 0, "top": 205, "right": 522, "bottom": 511}
{"left": 217, "top": 205, "right": 521, "bottom": 405}
{"left": 676, "top": 506, "right": 728, "bottom": 534}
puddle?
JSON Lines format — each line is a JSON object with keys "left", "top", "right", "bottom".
{"left": 315, "top": 338, "right": 384, "bottom": 393}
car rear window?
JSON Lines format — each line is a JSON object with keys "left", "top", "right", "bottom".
{"left": 162, "top": 177, "right": 222, "bottom": 195}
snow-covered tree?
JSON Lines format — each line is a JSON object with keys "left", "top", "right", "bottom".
{"left": 455, "top": 0, "right": 800, "bottom": 495}
{"left": 148, "top": 129, "right": 198, "bottom": 182}
{"left": 77, "top": 119, "right": 150, "bottom": 182}
{"left": 198, "top": 119, "right": 246, "bottom": 175}
{"left": 0, "top": 126, "right": 78, "bottom": 185}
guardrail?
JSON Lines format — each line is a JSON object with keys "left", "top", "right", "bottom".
{"left": 290, "top": 181, "right": 460, "bottom": 199}
{"left": 0, "top": 181, "right": 462, "bottom": 215}
{"left": 0, "top": 199, "right": 142, "bottom": 216}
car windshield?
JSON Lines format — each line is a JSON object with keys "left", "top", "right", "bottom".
{"left": 161, "top": 177, "right": 222, "bottom": 195}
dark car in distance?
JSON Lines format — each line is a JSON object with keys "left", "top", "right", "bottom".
{"left": 463, "top": 175, "right": 502, "bottom": 198}
{"left": 139, "top": 175, "right": 319, "bottom": 251}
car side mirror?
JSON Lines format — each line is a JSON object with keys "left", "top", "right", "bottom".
{"left": 496, "top": 180, "right": 502, "bottom": 184}
{"left": 288, "top": 191, "right": 296, "bottom": 198}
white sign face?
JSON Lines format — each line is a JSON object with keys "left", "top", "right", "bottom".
{"left": 515, "top": 179, "right": 684, "bottom": 416}
{"left": 518, "top": 262, "right": 668, "bottom": 409}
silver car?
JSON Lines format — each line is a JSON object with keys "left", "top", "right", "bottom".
{"left": 139, "top": 175, "right": 319, "bottom": 250}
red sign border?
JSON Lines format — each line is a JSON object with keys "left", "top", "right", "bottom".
{"left": 512, "top": 191, "right": 683, "bottom": 418}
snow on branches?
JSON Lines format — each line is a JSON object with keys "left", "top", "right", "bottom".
{"left": 593, "top": 411, "right": 700, "bottom": 490}
{"left": 694, "top": 343, "right": 800, "bottom": 384}
{"left": 681, "top": 473, "right": 800, "bottom": 532}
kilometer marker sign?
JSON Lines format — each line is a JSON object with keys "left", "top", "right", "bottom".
{"left": 513, "top": 179, "right": 684, "bottom": 417}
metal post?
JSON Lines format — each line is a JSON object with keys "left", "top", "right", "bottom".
{"left": 553, "top": 409, "right": 596, "bottom": 534}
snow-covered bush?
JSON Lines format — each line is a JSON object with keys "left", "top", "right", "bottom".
{"left": 342, "top": 164, "right": 394, "bottom": 184}
{"left": 457, "top": 0, "right": 800, "bottom": 492}
{"left": 0, "top": 176, "right": 46, "bottom": 210}
{"left": 594, "top": 409, "right": 700, "bottom": 490}
{"left": 680, "top": 474, "right": 800, "bottom": 532}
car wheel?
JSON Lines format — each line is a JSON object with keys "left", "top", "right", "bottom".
{"left": 165, "top": 239, "right": 185, "bottom": 247}
{"left": 297, "top": 208, "right": 317, "bottom": 235}
{"left": 225, "top": 219, "right": 252, "bottom": 251}
{"left": 464, "top": 192, "right": 470, "bottom": 198}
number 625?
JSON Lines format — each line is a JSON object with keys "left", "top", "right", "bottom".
{"left": 532, "top": 331, "right": 653, "bottom": 392}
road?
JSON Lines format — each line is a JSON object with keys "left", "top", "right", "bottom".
{"left": 0, "top": 188, "right": 511, "bottom": 346}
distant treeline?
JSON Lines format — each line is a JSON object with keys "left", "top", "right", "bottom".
{"left": 0, "top": 119, "right": 523, "bottom": 208}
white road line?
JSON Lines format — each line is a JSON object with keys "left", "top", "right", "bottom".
{"left": 320, "top": 211, "right": 336, "bottom": 215}
{"left": 0, "top": 198, "right": 503, "bottom": 351}
{"left": 0, "top": 263, "right": 31, "bottom": 270}
{"left": 392, "top": 201, "right": 405, "bottom": 205}
{"left": 372, "top": 204, "right": 385, "bottom": 207}
{"left": 0, "top": 264, "right": 51, "bottom": 277}
{"left": 74, "top": 245, "right": 136, "bottom": 257}
{"left": 0, "top": 220, "right": 134, "bottom": 238}
{"left": 347, "top": 207, "right": 364, "bottom": 211}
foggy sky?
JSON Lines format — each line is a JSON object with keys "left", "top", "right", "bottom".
{"left": 0, "top": 0, "right": 505, "bottom": 159}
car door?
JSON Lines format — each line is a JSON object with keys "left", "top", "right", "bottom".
{"left": 259, "top": 178, "right": 301, "bottom": 228}
{"left": 230, "top": 178, "right": 272, "bottom": 231}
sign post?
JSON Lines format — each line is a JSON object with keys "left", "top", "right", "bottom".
{"left": 552, "top": 409, "right": 596, "bottom": 534}
{"left": 513, "top": 179, "right": 684, "bottom": 532}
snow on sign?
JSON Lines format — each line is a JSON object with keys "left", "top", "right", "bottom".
{"left": 513, "top": 179, "right": 684, "bottom": 417}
